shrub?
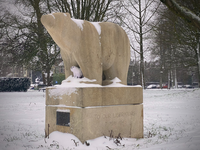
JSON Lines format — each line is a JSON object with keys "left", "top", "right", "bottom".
{"left": 0, "top": 77, "right": 31, "bottom": 92}
{"left": 53, "top": 73, "right": 65, "bottom": 85}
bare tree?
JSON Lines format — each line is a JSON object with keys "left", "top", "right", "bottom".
{"left": 118, "top": 0, "right": 160, "bottom": 88}
{"left": 160, "top": 0, "right": 200, "bottom": 87}
{"left": 46, "top": 0, "right": 116, "bottom": 21}
{"left": 152, "top": 4, "right": 200, "bottom": 88}
{"left": 1, "top": 0, "right": 119, "bottom": 85}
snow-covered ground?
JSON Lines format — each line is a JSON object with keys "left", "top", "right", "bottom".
{"left": 0, "top": 88, "right": 200, "bottom": 150}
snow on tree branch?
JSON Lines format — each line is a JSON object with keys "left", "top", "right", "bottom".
{"left": 160, "top": 0, "right": 200, "bottom": 30}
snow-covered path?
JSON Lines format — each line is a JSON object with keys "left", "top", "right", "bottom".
{"left": 0, "top": 88, "right": 199, "bottom": 150}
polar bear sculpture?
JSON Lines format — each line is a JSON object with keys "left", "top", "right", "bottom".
{"left": 41, "top": 12, "right": 130, "bottom": 85}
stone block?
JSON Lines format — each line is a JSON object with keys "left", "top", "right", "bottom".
{"left": 45, "top": 104, "right": 143, "bottom": 143}
{"left": 46, "top": 86, "right": 143, "bottom": 107}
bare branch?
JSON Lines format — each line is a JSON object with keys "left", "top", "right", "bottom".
{"left": 160, "top": 0, "right": 200, "bottom": 30}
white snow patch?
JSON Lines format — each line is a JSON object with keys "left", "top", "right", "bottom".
{"left": 60, "top": 76, "right": 133, "bottom": 88}
{"left": 50, "top": 13, "right": 55, "bottom": 19}
{"left": 71, "top": 18, "right": 84, "bottom": 31}
{"left": 60, "top": 75, "right": 101, "bottom": 87}
{"left": 56, "top": 109, "right": 70, "bottom": 112}
{"left": 106, "top": 77, "right": 142, "bottom": 87}
{"left": 105, "top": 77, "right": 126, "bottom": 87}
{"left": 55, "top": 76, "right": 139, "bottom": 88}
{"left": 47, "top": 131, "right": 81, "bottom": 148}
{"left": 48, "top": 105, "right": 81, "bottom": 109}
{"left": 91, "top": 22, "right": 101, "bottom": 35}
{"left": 134, "top": 85, "right": 142, "bottom": 87}
{"left": 49, "top": 85, "right": 77, "bottom": 98}
{"left": 48, "top": 86, "right": 77, "bottom": 99}
{"left": 48, "top": 75, "right": 101, "bottom": 98}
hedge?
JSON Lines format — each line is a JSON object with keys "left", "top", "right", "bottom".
{"left": 0, "top": 77, "right": 31, "bottom": 92}
{"left": 53, "top": 73, "right": 65, "bottom": 85}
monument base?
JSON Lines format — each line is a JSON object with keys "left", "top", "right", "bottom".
{"left": 45, "top": 86, "right": 143, "bottom": 143}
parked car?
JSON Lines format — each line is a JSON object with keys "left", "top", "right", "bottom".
{"left": 147, "top": 84, "right": 157, "bottom": 89}
{"left": 183, "top": 85, "right": 194, "bottom": 88}
{"left": 162, "top": 84, "right": 168, "bottom": 88}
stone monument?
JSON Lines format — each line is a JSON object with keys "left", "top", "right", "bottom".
{"left": 41, "top": 12, "right": 143, "bottom": 143}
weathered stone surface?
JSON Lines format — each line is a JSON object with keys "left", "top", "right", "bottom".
{"left": 41, "top": 12, "right": 130, "bottom": 85}
{"left": 45, "top": 104, "right": 143, "bottom": 143}
{"left": 46, "top": 86, "right": 143, "bottom": 107}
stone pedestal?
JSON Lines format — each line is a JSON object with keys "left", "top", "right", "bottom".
{"left": 45, "top": 86, "right": 143, "bottom": 143}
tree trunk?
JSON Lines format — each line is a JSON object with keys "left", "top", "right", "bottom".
{"left": 168, "top": 69, "right": 173, "bottom": 89}
{"left": 174, "top": 65, "right": 177, "bottom": 88}
{"left": 168, "top": 70, "right": 170, "bottom": 89}
{"left": 42, "top": 72, "right": 46, "bottom": 85}
{"left": 171, "top": 70, "right": 173, "bottom": 88}
{"left": 160, "top": 70, "right": 163, "bottom": 89}
{"left": 159, "top": 32, "right": 164, "bottom": 89}
{"left": 139, "top": 0, "right": 145, "bottom": 88}
{"left": 46, "top": 68, "right": 51, "bottom": 86}
{"left": 197, "top": 32, "right": 200, "bottom": 87}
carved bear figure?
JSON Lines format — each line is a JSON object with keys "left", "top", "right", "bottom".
{"left": 41, "top": 12, "right": 130, "bottom": 85}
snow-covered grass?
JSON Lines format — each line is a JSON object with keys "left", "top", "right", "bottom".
{"left": 0, "top": 88, "right": 200, "bottom": 150}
